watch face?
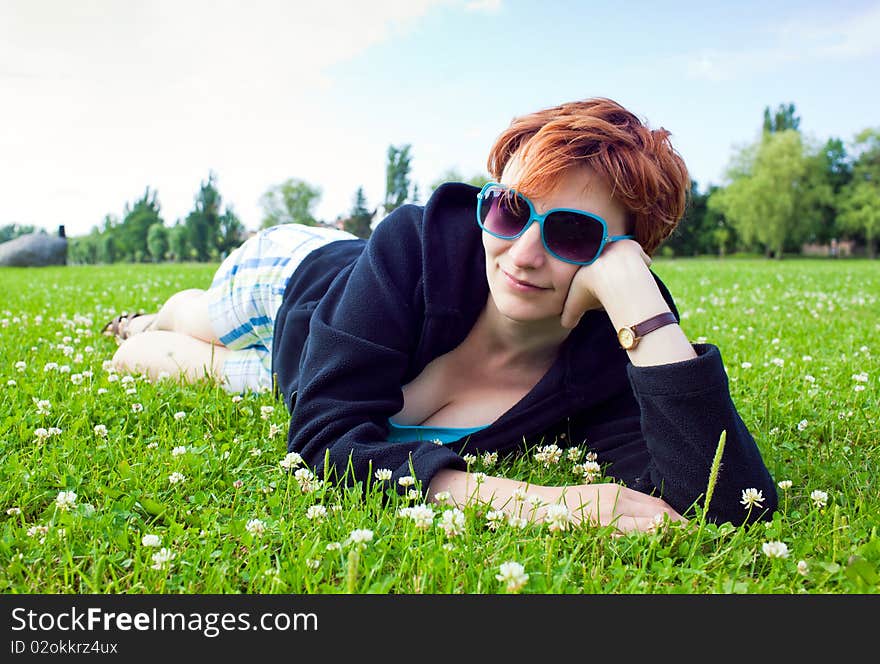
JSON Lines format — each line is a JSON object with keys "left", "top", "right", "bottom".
{"left": 618, "top": 328, "right": 634, "bottom": 348}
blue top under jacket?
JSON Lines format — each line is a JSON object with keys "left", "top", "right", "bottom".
{"left": 271, "top": 182, "right": 778, "bottom": 524}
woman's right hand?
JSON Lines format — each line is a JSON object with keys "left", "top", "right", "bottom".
{"left": 542, "top": 483, "right": 685, "bottom": 533}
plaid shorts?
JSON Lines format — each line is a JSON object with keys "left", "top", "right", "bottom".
{"left": 207, "top": 223, "right": 357, "bottom": 393}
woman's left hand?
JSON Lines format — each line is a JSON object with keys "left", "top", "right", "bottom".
{"left": 559, "top": 239, "right": 653, "bottom": 329}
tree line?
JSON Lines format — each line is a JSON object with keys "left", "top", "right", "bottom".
{"left": 18, "top": 102, "right": 878, "bottom": 264}
{"left": 664, "top": 103, "right": 879, "bottom": 259}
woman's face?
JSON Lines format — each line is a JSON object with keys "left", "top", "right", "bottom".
{"left": 482, "top": 158, "right": 628, "bottom": 325}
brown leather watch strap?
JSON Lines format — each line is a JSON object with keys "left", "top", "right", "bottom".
{"left": 631, "top": 311, "right": 678, "bottom": 338}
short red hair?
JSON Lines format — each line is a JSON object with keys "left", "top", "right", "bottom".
{"left": 486, "top": 97, "right": 690, "bottom": 255}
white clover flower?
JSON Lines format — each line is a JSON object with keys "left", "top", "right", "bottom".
{"left": 294, "top": 467, "right": 321, "bottom": 493}
{"left": 171, "top": 446, "right": 186, "bottom": 457}
{"left": 534, "top": 444, "right": 562, "bottom": 467}
{"left": 432, "top": 490, "right": 451, "bottom": 505}
{"left": 481, "top": 451, "right": 498, "bottom": 467}
{"left": 150, "top": 547, "right": 175, "bottom": 570}
{"left": 55, "top": 491, "right": 77, "bottom": 511}
{"left": 279, "top": 452, "right": 304, "bottom": 471}
{"left": 48, "top": 427, "right": 62, "bottom": 437}
{"left": 260, "top": 405, "right": 275, "bottom": 420}
{"left": 107, "top": 373, "right": 119, "bottom": 383}
{"left": 173, "top": 411, "right": 186, "bottom": 421}
{"left": 231, "top": 394, "right": 243, "bottom": 403}
{"left": 27, "top": 525, "right": 49, "bottom": 540}
{"left": 305, "top": 558, "right": 321, "bottom": 570}
{"left": 473, "top": 472, "right": 487, "bottom": 486}
{"left": 374, "top": 468, "right": 392, "bottom": 481}
{"left": 93, "top": 424, "right": 108, "bottom": 437}
{"left": 797, "top": 560, "right": 809, "bottom": 576}
{"left": 511, "top": 487, "right": 527, "bottom": 502}
{"left": 7, "top": 379, "right": 16, "bottom": 386}
{"left": 125, "top": 388, "right": 137, "bottom": 395}
{"left": 406, "top": 489, "right": 420, "bottom": 500}
{"left": 43, "top": 362, "right": 58, "bottom": 372}
{"left": 268, "top": 423, "right": 283, "bottom": 439}
{"left": 526, "top": 493, "right": 545, "bottom": 509}
{"left": 803, "top": 374, "right": 815, "bottom": 383}
{"left": 852, "top": 372, "right": 869, "bottom": 383}
{"left": 34, "top": 399, "right": 51, "bottom": 415}
{"left": 131, "top": 403, "right": 143, "bottom": 413}
{"left": 438, "top": 508, "right": 466, "bottom": 538}
{"left": 496, "top": 561, "right": 529, "bottom": 593}
{"left": 326, "top": 542, "right": 342, "bottom": 551}
{"left": 6, "top": 507, "right": 22, "bottom": 516}
{"left": 802, "top": 355, "right": 812, "bottom": 362}
{"left": 141, "top": 534, "right": 161, "bottom": 547}
{"left": 797, "top": 419, "right": 808, "bottom": 431}
{"left": 507, "top": 514, "right": 528, "bottom": 529}
{"left": 762, "top": 541, "right": 790, "bottom": 559}
{"left": 485, "top": 510, "right": 505, "bottom": 531}
{"left": 245, "top": 518, "right": 267, "bottom": 536}
{"left": 14, "top": 361, "right": 26, "bottom": 372}
{"left": 740, "top": 361, "right": 752, "bottom": 369}
{"left": 97, "top": 388, "right": 108, "bottom": 395}
{"left": 545, "top": 503, "right": 572, "bottom": 532}
{"left": 249, "top": 448, "right": 262, "bottom": 457}
{"left": 402, "top": 504, "right": 435, "bottom": 530}
{"left": 566, "top": 446, "right": 583, "bottom": 462}
{"left": 398, "top": 475, "right": 415, "bottom": 487}
{"left": 573, "top": 460, "right": 601, "bottom": 482}
{"left": 70, "top": 373, "right": 83, "bottom": 385}
{"left": 462, "top": 453, "right": 477, "bottom": 465}
{"left": 33, "top": 427, "right": 50, "bottom": 442}
{"left": 168, "top": 471, "right": 186, "bottom": 485}
{"left": 306, "top": 505, "right": 327, "bottom": 521}
{"left": 146, "top": 441, "right": 159, "bottom": 449}
{"left": 771, "top": 357, "right": 784, "bottom": 367}
{"left": 348, "top": 528, "right": 374, "bottom": 545}
{"left": 777, "top": 480, "right": 793, "bottom": 490}
{"left": 810, "top": 489, "right": 828, "bottom": 509}
{"left": 740, "top": 488, "right": 765, "bottom": 509}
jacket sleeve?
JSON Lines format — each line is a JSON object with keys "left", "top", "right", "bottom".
{"left": 567, "top": 343, "right": 778, "bottom": 525}
{"left": 284, "top": 206, "right": 466, "bottom": 493}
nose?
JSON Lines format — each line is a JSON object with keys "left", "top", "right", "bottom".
{"left": 507, "top": 220, "right": 546, "bottom": 268}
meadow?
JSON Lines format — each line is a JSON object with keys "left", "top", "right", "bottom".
{"left": 0, "top": 258, "right": 877, "bottom": 594}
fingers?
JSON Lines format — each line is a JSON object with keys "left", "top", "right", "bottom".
{"left": 559, "top": 268, "right": 597, "bottom": 329}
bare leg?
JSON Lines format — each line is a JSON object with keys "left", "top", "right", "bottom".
{"left": 112, "top": 330, "right": 230, "bottom": 386}
{"left": 126, "top": 289, "right": 220, "bottom": 343}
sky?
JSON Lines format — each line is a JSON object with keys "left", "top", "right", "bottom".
{"left": 2, "top": 0, "right": 879, "bottom": 237}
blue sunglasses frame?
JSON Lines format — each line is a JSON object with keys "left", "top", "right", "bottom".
{"left": 476, "top": 182, "right": 633, "bottom": 266}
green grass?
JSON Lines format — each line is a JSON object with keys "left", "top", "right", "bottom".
{"left": 0, "top": 259, "right": 878, "bottom": 594}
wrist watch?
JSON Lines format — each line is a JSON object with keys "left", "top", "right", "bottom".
{"left": 617, "top": 311, "right": 678, "bottom": 350}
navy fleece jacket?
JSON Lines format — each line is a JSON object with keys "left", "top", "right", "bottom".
{"left": 272, "top": 182, "right": 778, "bottom": 525}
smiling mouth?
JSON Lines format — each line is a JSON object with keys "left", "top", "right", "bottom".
{"left": 501, "top": 269, "right": 547, "bottom": 290}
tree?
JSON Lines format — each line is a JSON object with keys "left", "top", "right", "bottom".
{"left": 709, "top": 130, "right": 831, "bottom": 258}
{"left": 762, "top": 102, "right": 801, "bottom": 134}
{"left": 185, "top": 172, "right": 239, "bottom": 261}
{"left": 146, "top": 223, "right": 169, "bottom": 262}
{"left": 838, "top": 127, "right": 880, "bottom": 258}
{"left": 384, "top": 144, "right": 412, "bottom": 214}
{"left": 810, "top": 137, "right": 852, "bottom": 243}
{"left": 259, "top": 178, "right": 322, "bottom": 229}
{"left": 341, "top": 186, "right": 375, "bottom": 239}
{"left": 117, "top": 188, "right": 163, "bottom": 261}
{"left": 168, "top": 223, "right": 189, "bottom": 262}
{"left": 662, "top": 180, "right": 735, "bottom": 256}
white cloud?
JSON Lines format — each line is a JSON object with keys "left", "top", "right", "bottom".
{"left": 683, "top": 4, "right": 880, "bottom": 81}
{"left": 0, "top": 0, "right": 453, "bottom": 234}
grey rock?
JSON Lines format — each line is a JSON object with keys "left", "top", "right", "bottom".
{"left": 0, "top": 231, "right": 68, "bottom": 267}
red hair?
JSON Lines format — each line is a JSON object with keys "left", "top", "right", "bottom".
{"left": 486, "top": 98, "right": 690, "bottom": 255}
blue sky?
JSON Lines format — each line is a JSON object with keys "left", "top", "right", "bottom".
{"left": 2, "top": 0, "right": 879, "bottom": 236}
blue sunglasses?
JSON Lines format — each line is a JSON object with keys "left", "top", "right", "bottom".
{"left": 476, "top": 182, "right": 632, "bottom": 265}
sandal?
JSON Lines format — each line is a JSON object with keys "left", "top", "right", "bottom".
{"left": 101, "top": 312, "right": 147, "bottom": 343}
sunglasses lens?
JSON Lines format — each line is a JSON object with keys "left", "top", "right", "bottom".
{"left": 544, "top": 212, "right": 604, "bottom": 263}
{"left": 480, "top": 187, "right": 530, "bottom": 238}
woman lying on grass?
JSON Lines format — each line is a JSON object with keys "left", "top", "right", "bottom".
{"left": 107, "top": 97, "right": 778, "bottom": 532}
